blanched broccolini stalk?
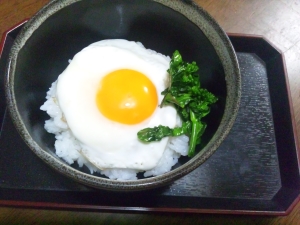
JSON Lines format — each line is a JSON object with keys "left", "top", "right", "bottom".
{"left": 137, "top": 50, "right": 218, "bottom": 157}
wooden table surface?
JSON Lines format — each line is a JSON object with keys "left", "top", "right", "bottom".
{"left": 0, "top": 0, "right": 300, "bottom": 224}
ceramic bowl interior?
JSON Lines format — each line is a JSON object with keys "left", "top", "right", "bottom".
{"left": 6, "top": 0, "right": 240, "bottom": 191}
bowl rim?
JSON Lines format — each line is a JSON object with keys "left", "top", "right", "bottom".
{"left": 5, "top": 0, "right": 241, "bottom": 191}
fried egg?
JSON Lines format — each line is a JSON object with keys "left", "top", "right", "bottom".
{"left": 56, "top": 39, "right": 177, "bottom": 170}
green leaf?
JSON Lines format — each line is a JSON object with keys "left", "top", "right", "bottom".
{"left": 187, "top": 111, "right": 206, "bottom": 157}
{"left": 137, "top": 125, "right": 173, "bottom": 142}
{"left": 137, "top": 50, "right": 217, "bottom": 157}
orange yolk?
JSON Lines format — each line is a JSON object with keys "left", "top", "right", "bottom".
{"left": 96, "top": 69, "right": 158, "bottom": 125}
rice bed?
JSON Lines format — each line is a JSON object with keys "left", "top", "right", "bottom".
{"left": 40, "top": 81, "right": 189, "bottom": 180}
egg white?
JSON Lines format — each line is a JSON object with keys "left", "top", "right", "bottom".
{"left": 56, "top": 40, "right": 177, "bottom": 170}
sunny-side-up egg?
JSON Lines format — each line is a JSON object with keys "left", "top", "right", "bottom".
{"left": 55, "top": 39, "right": 178, "bottom": 171}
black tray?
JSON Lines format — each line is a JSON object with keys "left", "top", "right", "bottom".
{"left": 0, "top": 22, "right": 299, "bottom": 215}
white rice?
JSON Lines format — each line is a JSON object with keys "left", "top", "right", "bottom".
{"left": 40, "top": 81, "right": 189, "bottom": 181}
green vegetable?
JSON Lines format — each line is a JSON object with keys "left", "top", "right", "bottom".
{"left": 137, "top": 50, "right": 217, "bottom": 157}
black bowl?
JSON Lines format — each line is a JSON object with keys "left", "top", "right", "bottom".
{"left": 5, "top": 0, "right": 240, "bottom": 191}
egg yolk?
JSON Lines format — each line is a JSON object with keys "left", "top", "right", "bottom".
{"left": 96, "top": 69, "right": 158, "bottom": 125}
